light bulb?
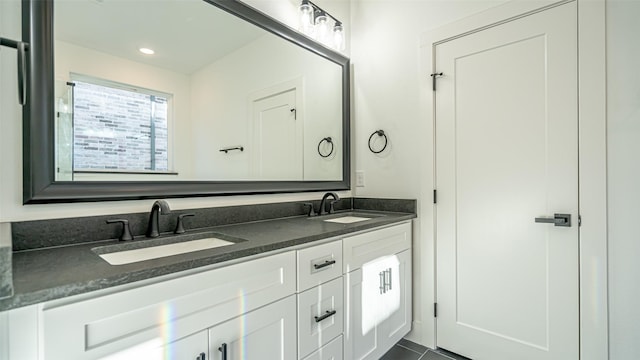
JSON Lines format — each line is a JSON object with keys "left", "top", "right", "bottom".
{"left": 299, "top": 1, "right": 314, "bottom": 36}
{"left": 333, "top": 22, "right": 345, "bottom": 51}
{"left": 314, "top": 11, "right": 330, "bottom": 44}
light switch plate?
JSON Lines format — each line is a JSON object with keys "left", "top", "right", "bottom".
{"left": 355, "top": 171, "right": 365, "bottom": 187}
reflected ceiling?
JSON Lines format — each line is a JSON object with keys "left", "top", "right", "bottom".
{"left": 55, "top": 0, "right": 265, "bottom": 74}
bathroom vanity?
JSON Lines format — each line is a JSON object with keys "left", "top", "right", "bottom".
{"left": 0, "top": 200, "right": 415, "bottom": 360}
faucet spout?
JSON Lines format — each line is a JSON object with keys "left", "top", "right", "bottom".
{"left": 147, "top": 200, "right": 171, "bottom": 238}
{"left": 319, "top": 192, "right": 340, "bottom": 215}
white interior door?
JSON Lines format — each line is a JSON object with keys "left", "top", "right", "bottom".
{"left": 435, "top": 2, "right": 578, "bottom": 360}
{"left": 251, "top": 88, "right": 302, "bottom": 180}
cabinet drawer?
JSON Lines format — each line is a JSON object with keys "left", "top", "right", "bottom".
{"left": 41, "top": 251, "right": 296, "bottom": 360}
{"left": 297, "top": 240, "right": 342, "bottom": 292}
{"left": 297, "top": 277, "right": 344, "bottom": 358}
{"left": 301, "top": 335, "right": 343, "bottom": 360}
{"left": 343, "top": 222, "right": 411, "bottom": 272}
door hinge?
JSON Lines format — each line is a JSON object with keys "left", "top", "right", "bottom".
{"left": 434, "top": 303, "right": 438, "bottom": 317}
{"left": 578, "top": 215, "right": 582, "bottom": 227}
{"left": 430, "top": 72, "right": 443, "bottom": 91}
{"left": 433, "top": 190, "right": 437, "bottom": 204}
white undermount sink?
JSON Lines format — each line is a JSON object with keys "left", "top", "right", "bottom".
{"left": 93, "top": 231, "right": 244, "bottom": 265}
{"left": 98, "top": 238, "right": 234, "bottom": 265}
{"left": 323, "top": 216, "right": 372, "bottom": 224}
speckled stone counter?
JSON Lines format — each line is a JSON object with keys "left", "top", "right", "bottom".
{"left": 1, "top": 199, "right": 416, "bottom": 311}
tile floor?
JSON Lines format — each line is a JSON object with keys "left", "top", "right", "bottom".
{"left": 380, "top": 339, "right": 472, "bottom": 360}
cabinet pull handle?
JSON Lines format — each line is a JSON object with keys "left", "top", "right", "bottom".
{"left": 197, "top": 352, "right": 206, "bottom": 360}
{"left": 379, "top": 271, "right": 385, "bottom": 294}
{"left": 314, "top": 309, "right": 337, "bottom": 323}
{"left": 218, "top": 343, "right": 227, "bottom": 360}
{"left": 313, "top": 259, "right": 336, "bottom": 270}
{"left": 387, "top": 268, "right": 392, "bottom": 291}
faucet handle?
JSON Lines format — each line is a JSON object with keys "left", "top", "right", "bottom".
{"left": 174, "top": 213, "right": 195, "bottom": 234}
{"left": 303, "top": 202, "right": 316, "bottom": 217}
{"left": 328, "top": 199, "right": 340, "bottom": 214}
{"left": 106, "top": 219, "right": 133, "bottom": 241}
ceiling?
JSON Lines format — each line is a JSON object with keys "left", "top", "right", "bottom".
{"left": 54, "top": 0, "right": 267, "bottom": 75}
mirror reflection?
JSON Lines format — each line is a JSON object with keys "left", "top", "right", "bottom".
{"left": 53, "top": 0, "right": 343, "bottom": 182}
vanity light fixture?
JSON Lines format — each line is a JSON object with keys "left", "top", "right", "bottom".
{"left": 298, "top": 0, "right": 345, "bottom": 51}
{"left": 139, "top": 47, "right": 155, "bottom": 55}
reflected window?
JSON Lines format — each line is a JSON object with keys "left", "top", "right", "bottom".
{"left": 71, "top": 77, "right": 171, "bottom": 172}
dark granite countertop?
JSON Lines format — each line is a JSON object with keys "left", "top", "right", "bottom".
{"left": 0, "top": 209, "right": 415, "bottom": 311}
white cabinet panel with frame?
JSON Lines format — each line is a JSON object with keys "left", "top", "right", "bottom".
{"left": 343, "top": 222, "right": 413, "bottom": 360}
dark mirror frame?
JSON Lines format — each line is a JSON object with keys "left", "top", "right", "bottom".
{"left": 22, "top": 0, "right": 350, "bottom": 204}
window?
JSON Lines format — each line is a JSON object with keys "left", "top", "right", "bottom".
{"left": 71, "top": 77, "right": 171, "bottom": 172}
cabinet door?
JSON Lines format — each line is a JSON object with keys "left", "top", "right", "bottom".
{"left": 209, "top": 295, "right": 296, "bottom": 360}
{"left": 100, "top": 330, "right": 208, "bottom": 360}
{"left": 344, "top": 266, "right": 379, "bottom": 360}
{"left": 379, "top": 249, "right": 412, "bottom": 351}
{"left": 344, "top": 250, "right": 412, "bottom": 360}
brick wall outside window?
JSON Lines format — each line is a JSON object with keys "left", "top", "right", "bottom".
{"left": 73, "top": 80, "right": 169, "bottom": 171}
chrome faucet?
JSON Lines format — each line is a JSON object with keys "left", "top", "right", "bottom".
{"left": 319, "top": 192, "right": 340, "bottom": 215}
{"left": 146, "top": 200, "right": 171, "bottom": 238}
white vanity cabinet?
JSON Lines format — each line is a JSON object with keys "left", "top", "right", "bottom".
{"left": 343, "top": 222, "right": 413, "bottom": 360}
{"left": 0, "top": 220, "right": 413, "bottom": 360}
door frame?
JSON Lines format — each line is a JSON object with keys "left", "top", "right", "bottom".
{"left": 418, "top": 1, "right": 607, "bottom": 359}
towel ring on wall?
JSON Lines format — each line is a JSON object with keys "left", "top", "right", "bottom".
{"left": 318, "top": 137, "right": 334, "bottom": 158}
{"left": 368, "top": 130, "right": 388, "bottom": 154}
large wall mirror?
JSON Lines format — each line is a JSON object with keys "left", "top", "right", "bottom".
{"left": 23, "top": 0, "right": 350, "bottom": 203}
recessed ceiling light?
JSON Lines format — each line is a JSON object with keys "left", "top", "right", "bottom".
{"left": 139, "top": 48, "right": 155, "bottom": 55}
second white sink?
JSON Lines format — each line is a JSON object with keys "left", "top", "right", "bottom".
{"left": 323, "top": 216, "right": 372, "bottom": 224}
{"left": 98, "top": 238, "right": 235, "bottom": 265}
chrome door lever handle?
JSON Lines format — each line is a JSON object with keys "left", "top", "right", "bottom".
{"left": 535, "top": 213, "right": 571, "bottom": 227}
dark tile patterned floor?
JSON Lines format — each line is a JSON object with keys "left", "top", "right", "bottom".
{"left": 380, "top": 339, "right": 472, "bottom": 360}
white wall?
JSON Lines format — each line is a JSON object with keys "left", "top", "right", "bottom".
{"left": 607, "top": 0, "right": 640, "bottom": 358}
{"left": 0, "top": 0, "right": 351, "bottom": 222}
{"left": 350, "top": 0, "right": 506, "bottom": 346}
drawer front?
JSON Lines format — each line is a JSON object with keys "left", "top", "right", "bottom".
{"left": 301, "top": 335, "right": 343, "bottom": 360}
{"left": 42, "top": 251, "right": 296, "bottom": 360}
{"left": 297, "top": 240, "right": 343, "bottom": 292}
{"left": 343, "top": 222, "right": 412, "bottom": 273}
{"left": 298, "top": 277, "right": 344, "bottom": 358}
